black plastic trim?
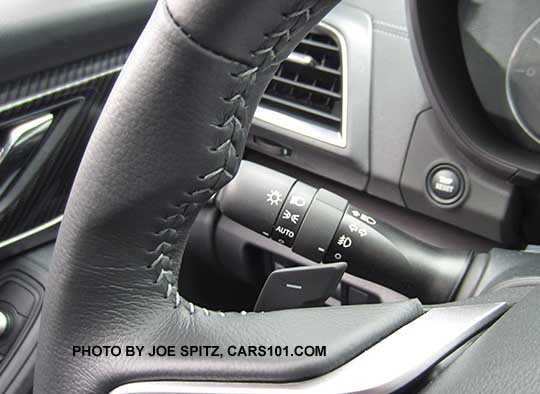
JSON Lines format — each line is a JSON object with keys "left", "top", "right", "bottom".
{"left": 0, "top": 0, "right": 155, "bottom": 83}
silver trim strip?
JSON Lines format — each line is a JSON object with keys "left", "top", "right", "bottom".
{"left": 253, "top": 22, "right": 349, "bottom": 148}
{"left": 110, "top": 303, "right": 507, "bottom": 394}
{"left": 0, "top": 215, "right": 63, "bottom": 250}
{"left": 0, "top": 113, "right": 54, "bottom": 165}
{"left": 0, "top": 310, "right": 9, "bottom": 336}
{"left": 254, "top": 106, "right": 345, "bottom": 146}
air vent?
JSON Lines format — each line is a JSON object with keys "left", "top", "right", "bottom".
{"left": 260, "top": 27, "right": 343, "bottom": 135}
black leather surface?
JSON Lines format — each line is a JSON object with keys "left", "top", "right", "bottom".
{"left": 0, "top": 0, "right": 155, "bottom": 83}
{"left": 421, "top": 286, "right": 540, "bottom": 394}
{"left": 35, "top": 1, "right": 424, "bottom": 393}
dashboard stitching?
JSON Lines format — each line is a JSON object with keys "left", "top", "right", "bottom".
{"left": 373, "top": 28, "right": 410, "bottom": 41}
{"left": 373, "top": 20, "right": 408, "bottom": 33}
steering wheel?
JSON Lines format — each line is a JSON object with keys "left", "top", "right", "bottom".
{"left": 33, "top": 1, "right": 540, "bottom": 393}
{"left": 33, "top": 1, "right": 421, "bottom": 392}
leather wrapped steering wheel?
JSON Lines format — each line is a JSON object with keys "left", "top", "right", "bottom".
{"left": 38, "top": 1, "right": 540, "bottom": 393}
{"left": 34, "top": 1, "right": 423, "bottom": 392}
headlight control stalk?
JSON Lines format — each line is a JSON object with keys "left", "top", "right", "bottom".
{"left": 217, "top": 161, "right": 473, "bottom": 303}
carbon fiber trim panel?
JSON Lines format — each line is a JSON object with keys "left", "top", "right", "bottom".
{"left": 0, "top": 48, "right": 130, "bottom": 244}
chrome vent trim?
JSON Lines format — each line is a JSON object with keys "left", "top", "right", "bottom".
{"left": 254, "top": 23, "right": 347, "bottom": 147}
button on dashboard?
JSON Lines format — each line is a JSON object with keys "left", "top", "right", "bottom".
{"left": 426, "top": 165, "right": 465, "bottom": 205}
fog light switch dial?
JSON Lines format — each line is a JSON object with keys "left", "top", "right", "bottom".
{"left": 291, "top": 189, "right": 347, "bottom": 262}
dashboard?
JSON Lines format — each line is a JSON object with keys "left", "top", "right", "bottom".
{"left": 250, "top": 0, "right": 538, "bottom": 247}
{"left": 460, "top": 0, "right": 540, "bottom": 150}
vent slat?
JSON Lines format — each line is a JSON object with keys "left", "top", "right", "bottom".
{"left": 313, "top": 64, "right": 341, "bottom": 76}
{"left": 301, "top": 38, "right": 339, "bottom": 53}
{"left": 272, "top": 76, "right": 341, "bottom": 99}
{"left": 261, "top": 28, "right": 342, "bottom": 133}
{"left": 283, "top": 56, "right": 341, "bottom": 76}
{"left": 262, "top": 94, "right": 341, "bottom": 123}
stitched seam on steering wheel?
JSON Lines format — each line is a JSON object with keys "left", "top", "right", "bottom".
{"left": 249, "top": 1, "right": 319, "bottom": 70}
{"left": 196, "top": 1, "right": 322, "bottom": 197}
{"left": 163, "top": 0, "right": 250, "bottom": 68}
{"left": 197, "top": 1, "right": 323, "bottom": 201}
{"left": 151, "top": 0, "right": 326, "bottom": 312}
{"left": 163, "top": 0, "right": 321, "bottom": 70}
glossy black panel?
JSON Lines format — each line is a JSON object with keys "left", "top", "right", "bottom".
{"left": 0, "top": 0, "right": 154, "bottom": 83}
{"left": 0, "top": 48, "right": 130, "bottom": 242}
